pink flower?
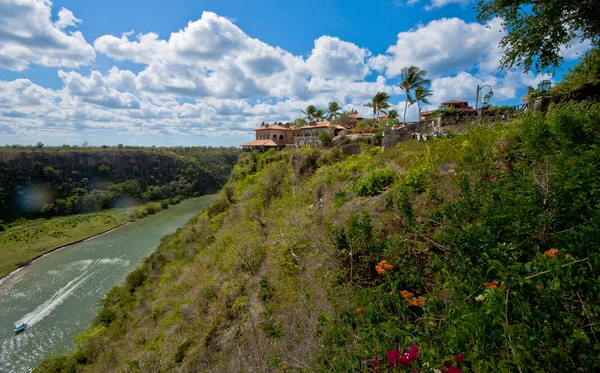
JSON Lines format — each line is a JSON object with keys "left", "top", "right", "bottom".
{"left": 398, "top": 353, "right": 412, "bottom": 365}
{"left": 443, "top": 360, "right": 453, "bottom": 368}
{"left": 372, "top": 359, "right": 382, "bottom": 367}
{"left": 454, "top": 353, "right": 464, "bottom": 364}
{"left": 408, "top": 344, "right": 419, "bottom": 361}
{"left": 386, "top": 350, "right": 401, "bottom": 367}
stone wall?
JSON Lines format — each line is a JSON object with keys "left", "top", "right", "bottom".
{"left": 382, "top": 118, "right": 441, "bottom": 148}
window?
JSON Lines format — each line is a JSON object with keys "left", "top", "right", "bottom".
{"left": 279, "top": 135, "right": 284, "bottom": 140}
{"left": 273, "top": 134, "right": 277, "bottom": 140}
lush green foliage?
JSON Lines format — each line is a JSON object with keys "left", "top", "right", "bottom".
{"left": 35, "top": 102, "right": 600, "bottom": 373}
{"left": 0, "top": 147, "right": 239, "bottom": 222}
{"left": 476, "top": 0, "right": 599, "bottom": 72}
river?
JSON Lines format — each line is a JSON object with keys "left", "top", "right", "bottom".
{"left": 0, "top": 196, "right": 212, "bottom": 372}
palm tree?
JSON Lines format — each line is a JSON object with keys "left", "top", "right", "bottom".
{"left": 301, "top": 105, "right": 318, "bottom": 121}
{"left": 414, "top": 86, "right": 433, "bottom": 116}
{"left": 315, "top": 109, "right": 326, "bottom": 121}
{"left": 398, "top": 66, "right": 431, "bottom": 124}
{"left": 364, "top": 92, "right": 391, "bottom": 124}
{"left": 327, "top": 102, "right": 342, "bottom": 120}
{"left": 387, "top": 109, "right": 399, "bottom": 121}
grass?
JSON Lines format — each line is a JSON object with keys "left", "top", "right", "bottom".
{"left": 34, "top": 102, "right": 600, "bottom": 373}
{"left": 0, "top": 209, "right": 133, "bottom": 279}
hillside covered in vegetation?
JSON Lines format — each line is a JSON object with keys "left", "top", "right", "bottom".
{"left": 36, "top": 100, "right": 600, "bottom": 372}
{"left": 0, "top": 147, "right": 239, "bottom": 225}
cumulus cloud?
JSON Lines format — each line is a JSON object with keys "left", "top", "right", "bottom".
{"left": 369, "top": 17, "right": 505, "bottom": 78}
{"left": 306, "top": 36, "right": 371, "bottom": 80}
{"left": 0, "top": 0, "right": 95, "bottom": 71}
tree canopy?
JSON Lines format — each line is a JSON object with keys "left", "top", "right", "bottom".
{"left": 476, "top": 0, "right": 599, "bottom": 73}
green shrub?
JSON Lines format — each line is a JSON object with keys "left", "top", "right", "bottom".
{"left": 93, "top": 308, "right": 116, "bottom": 327}
{"left": 352, "top": 167, "right": 396, "bottom": 196}
{"left": 333, "top": 189, "right": 348, "bottom": 207}
{"left": 125, "top": 267, "right": 147, "bottom": 293}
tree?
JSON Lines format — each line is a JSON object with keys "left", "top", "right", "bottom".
{"left": 301, "top": 105, "right": 318, "bottom": 121}
{"left": 36, "top": 142, "right": 44, "bottom": 148}
{"left": 364, "top": 92, "right": 391, "bottom": 125}
{"left": 476, "top": 0, "right": 599, "bottom": 73}
{"left": 387, "top": 110, "right": 399, "bottom": 121}
{"left": 315, "top": 109, "right": 326, "bottom": 121}
{"left": 398, "top": 66, "right": 431, "bottom": 124}
{"left": 292, "top": 118, "right": 307, "bottom": 127}
{"left": 414, "top": 86, "right": 433, "bottom": 116}
{"left": 327, "top": 102, "right": 342, "bottom": 120}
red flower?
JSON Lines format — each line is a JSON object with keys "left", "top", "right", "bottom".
{"left": 408, "top": 344, "right": 419, "bottom": 361}
{"left": 372, "top": 359, "right": 382, "bottom": 367}
{"left": 398, "top": 353, "right": 412, "bottom": 365}
{"left": 443, "top": 360, "right": 453, "bottom": 368}
{"left": 448, "top": 368, "right": 463, "bottom": 373}
{"left": 386, "top": 350, "right": 401, "bottom": 367}
{"left": 454, "top": 353, "right": 464, "bottom": 364}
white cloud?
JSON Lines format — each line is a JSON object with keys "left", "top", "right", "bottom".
{"left": 425, "top": 0, "right": 470, "bottom": 10}
{"left": 306, "top": 36, "right": 371, "bottom": 80}
{"left": 0, "top": 0, "right": 95, "bottom": 71}
{"left": 55, "top": 7, "right": 81, "bottom": 30}
{"left": 369, "top": 17, "right": 505, "bottom": 78}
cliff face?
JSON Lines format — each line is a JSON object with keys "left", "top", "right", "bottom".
{"left": 36, "top": 102, "right": 600, "bottom": 372}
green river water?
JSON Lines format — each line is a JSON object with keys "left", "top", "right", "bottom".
{"left": 0, "top": 196, "right": 212, "bottom": 372}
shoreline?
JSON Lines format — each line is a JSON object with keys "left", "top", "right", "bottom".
{"left": 0, "top": 221, "right": 132, "bottom": 284}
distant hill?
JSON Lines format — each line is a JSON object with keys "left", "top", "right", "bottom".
{"left": 0, "top": 147, "right": 240, "bottom": 224}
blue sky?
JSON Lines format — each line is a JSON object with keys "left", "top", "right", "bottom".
{"left": 0, "top": 0, "right": 590, "bottom": 147}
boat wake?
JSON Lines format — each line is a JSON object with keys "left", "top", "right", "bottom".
{"left": 15, "top": 270, "right": 95, "bottom": 328}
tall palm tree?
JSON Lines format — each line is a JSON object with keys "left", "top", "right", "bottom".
{"left": 315, "top": 109, "right": 326, "bottom": 121}
{"left": 414, "top": 86, "right": 433, "bottom": 116}
{"left": 398, "top": 66, "right": 431, "bottom": 124}
{"left": 364, "top": 92, "right": 391, "bottom": 124}
{"left": 327, "top": 102, "right": 342, "bottom": 120}
{"left": 301, "top": 105, "right": 318, "bottom": 121}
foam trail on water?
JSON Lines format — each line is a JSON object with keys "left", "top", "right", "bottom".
{"left": 98, "top": 258, "right": 130, "bottom": 266}
{"left": 15, "top": 271, "right": 95, "bottom": 327}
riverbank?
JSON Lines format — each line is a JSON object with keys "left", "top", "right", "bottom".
{"left": 0, "top": 197, "right": 194, "bottom": 279}
{"left": 1, "top": 196, "right": 214, "bottom": 373}
{"left": 0, "top": 210, "right": 133, "bottom": 279}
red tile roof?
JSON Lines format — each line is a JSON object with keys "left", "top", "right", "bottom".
{"left": 441, "top": 100, "right": 468, "bottom": 104}
{"left": 240, "top": 140, "right": 282, "bottom": 147}
{"left": 255, "top": 124, "right": 292, "bottom": 131}
{"left": 298, "top": 121, "right": 332, "bottom": 129}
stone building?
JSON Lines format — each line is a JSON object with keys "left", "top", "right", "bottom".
{"left": 294, "top": 121, "right": 346, "bottom": 148}
{"left": 241, "top": 122, "right": 294, "bottom": 150}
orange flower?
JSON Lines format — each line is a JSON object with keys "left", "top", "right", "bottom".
{"left": 536, "top": 284, "right": 543, "bottom": 290}
{"left": 400, "top": 290, "right": 414, "bottom": 300}
{"left": 408, "top": 296, "right": 426, "bottom": 307}
{"left": 375, "top": 260, "right": 393, "bottom": 275}
{"left": 483, "top": 281, "right": 500, "bottom": 289}
{"left": 355, "top": 307, "right": 364, "bottom": 314}
{"left": 544, "top": 248, "right": 559, "bottom": 258}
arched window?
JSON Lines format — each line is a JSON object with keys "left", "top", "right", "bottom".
{"left": 273, "top": 134, "right": 277, "bottom": 140}
{"left": 279, "top": 135, "right": 284, "bottom": 140}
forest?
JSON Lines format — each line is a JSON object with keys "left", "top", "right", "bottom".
{"left": 0, "top": 146, "right": 240, "bottom": 226}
